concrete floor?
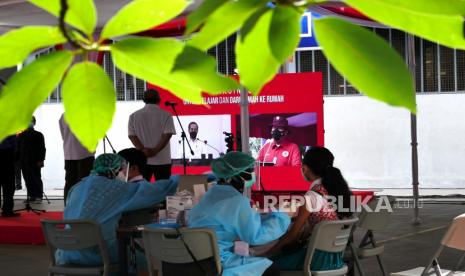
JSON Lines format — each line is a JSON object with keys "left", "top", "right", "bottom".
{"left": 0, "top": 201, "right": 464, "bottom": 276}
{"left": 351, "top": 202, "right": 465, "bottom": 275}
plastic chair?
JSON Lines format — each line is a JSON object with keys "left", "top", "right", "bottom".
{"left": 281, "top": 217, "right": 359, "bottom": 276}
{"left": 41, "top": 219, "right": 118, "bottom": 276}
{"left": 390, "top": 213, "right": 465, "bottom": 276}
{"left": 141, "top": 227, "right": 222, "bottom": 276}
{"left": 348, "top": 196, "right": 395, "bottom": 276}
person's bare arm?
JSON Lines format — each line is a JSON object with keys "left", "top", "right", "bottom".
{"left": 263, "top": 205, "right": 311, "bottom": 256}
{"left": 145, "top": 133, "right": 173, "bottom": 157}
{"left": 129, "top": 135, "right": 144, "bottom": 150}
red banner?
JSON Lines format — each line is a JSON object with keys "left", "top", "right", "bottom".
{"left": 151, "top": 72, "right": 324, "bottom": 146}
{"left": 150, "top": 72, "right": 324, "bottom": 192}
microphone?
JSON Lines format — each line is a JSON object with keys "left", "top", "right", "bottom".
{"left": 197, "top": 138, "right": 222, "bottom": 154}
{"left": 196, "top": 138, "right": 207, "bottom": 144}
{"left": 223, "top": 131, "right": 232, "bottom": 136}
{"left": 165, "top": 101, "right": 178, "bottom": 106}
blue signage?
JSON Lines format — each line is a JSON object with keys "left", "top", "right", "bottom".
{"left": 297, "top": 12, "right": 321, "bottom": 50}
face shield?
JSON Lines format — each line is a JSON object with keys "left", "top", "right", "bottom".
{"left": 116, "top": 161, "right": 129, "bottom": 182}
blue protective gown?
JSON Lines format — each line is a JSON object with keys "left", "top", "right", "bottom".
{"left": 188, "top": 184, "right": 291, "bottom": 276}
{"left": 56, "top": 175, "right": 179, "bottom": 265}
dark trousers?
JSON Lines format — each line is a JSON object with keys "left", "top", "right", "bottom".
{"left": 143, "top": 164, "right": 172, "bottom": 181}
{"left": 22, "top": 164, "right": 43, "bottom": 199}
{"left": 15, "top": 162, "right": 22, "bottom": 187}
{"left": 64, "top": 156, "right": 94, "bottom": 204}
{"left": 0, "top": 148, "right": 15, "bottom": 213}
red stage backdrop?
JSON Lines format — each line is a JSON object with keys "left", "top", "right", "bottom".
{"left": 148, "top": 72, "right": 323, "bottom": 191}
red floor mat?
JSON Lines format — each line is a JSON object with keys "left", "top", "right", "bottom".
{"left": 0, "top": 211, "right": 63, "bottom": 245}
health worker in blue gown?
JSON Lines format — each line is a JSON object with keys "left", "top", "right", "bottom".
{"left": 188, "top": 151, "right": 291, "bottom": 276}
{"left": 56, "top": 153, "right": 179, "bottom": 267}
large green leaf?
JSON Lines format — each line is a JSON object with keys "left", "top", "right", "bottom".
{"left": 62, "top": 62, "right": 116, "bottom": 151}
{"left": 269, "top": 5, "right": 302, "bottom": 64}
{"left": 0, "top": 26, "right": 66, "bottom": 70}
{"left": 171, "top": 46, "right": 239, "bottom": 93}
{"left": 101, "top": 0, "right": 188, "bottom": 40}
{"left": 0, "top": 51, "right": 73, "bottom": 141}
{"left": 185, "top": 0, "right": 228, "bottom": 34}
{"left": 111, "top": 37, "right": 238, "bottom": 103}
{"left": 345, "top": 0, "right": 465, "bottom": 49}
{"left": 236, "top": 9, "right": 280, "bottom": 95}
{"left": 188, "top": 0, "right": 267, "bottom": 51}
{"left": 314, "top": 18, "right": 416, "bottom": 112}
{"left": 28, "top": 0, "right": 96, "bottom": 35}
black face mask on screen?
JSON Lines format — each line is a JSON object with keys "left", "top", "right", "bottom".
{"left": 189, "top": 131, "right": 198, "bottom": 140}
{"left": 272, "top": 129, "right": 283, "bottom": 141}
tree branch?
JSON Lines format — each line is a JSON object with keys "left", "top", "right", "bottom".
{"left": 59, "top": 0, "right": 82, "bottom": 49}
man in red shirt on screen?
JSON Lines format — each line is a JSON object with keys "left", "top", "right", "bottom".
{"left": 257, "top": 116, "right": 302, "bottom": 167}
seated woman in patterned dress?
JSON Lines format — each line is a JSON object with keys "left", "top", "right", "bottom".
{"left": 265, "top": 146, "right": 353, "bottom": 271}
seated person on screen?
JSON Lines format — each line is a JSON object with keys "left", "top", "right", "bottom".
{"left": 176, "top": 121, "right": 206, "bottom": 159}
{"left": 257, "top": 116, "right": 302, "bottom": 167}
{"left": 188, "top": 151, "right": 290, "bottom": 276}
{"left": 264, "top": 147, "right": 353, "bottom": 271}
{"left": 56, "top": 153, "right": 179, "bottom": 272}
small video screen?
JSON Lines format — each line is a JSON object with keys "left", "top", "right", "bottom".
{"left": 170, "top": 114, "right": 231, "bottom": 166}
{"left": 236, "top": 112, "right": 318, "bottom": 167}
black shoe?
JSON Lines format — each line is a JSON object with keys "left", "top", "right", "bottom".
{"left": 1, "top": 212, "right": 21, "bottom": 217}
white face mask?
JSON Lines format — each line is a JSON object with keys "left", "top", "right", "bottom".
{"left": 240, "top": 171, "right": 256, "bottom": 188}
{"left": 116, "top": 170, "right": 126, "bottom": 181}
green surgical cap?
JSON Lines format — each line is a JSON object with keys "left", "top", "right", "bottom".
{"left": 211, "top": 151, "right": 255, "bottom": 179}
{"left": 91, "top": 153, "right": 125, "bottom": 176}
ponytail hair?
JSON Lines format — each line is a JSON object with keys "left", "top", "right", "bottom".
{"left": 303, "top": 147, "right": 353, "bottom": 218}
{"left": 322, "top": 166, "right": 353, "bottom": 218}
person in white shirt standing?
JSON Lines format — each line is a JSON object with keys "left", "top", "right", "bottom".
{"left": 128, "top": 89, "right": 176, "bottom": 181}
{"left": 59, "top": 114, "right": 95, "bottom": 204}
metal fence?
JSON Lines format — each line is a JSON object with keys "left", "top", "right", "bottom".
{"left": 41, "top": 28, "right": 465, "bottom": 103}
{"left": 295, "top": 28, "right": 464, "bottom": 96}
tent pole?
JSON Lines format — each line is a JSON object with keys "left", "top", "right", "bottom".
{"left": 240, "top": 85, "right": 250, "bottom": 154}
{"left": 407, "top": 33, "right": 421, "bottom": 224}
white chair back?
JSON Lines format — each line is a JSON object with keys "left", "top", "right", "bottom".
{"left": 441, "top": 213, "right": 465, "bottom": 250}
{"left": 301, "top": 217, "right": 359, "bottom": 276}
{"left": 41, "top": 219, "right": 115, "bottom": 276}
{"left": 357, "top": 197, "right": 394, "bottom": 231}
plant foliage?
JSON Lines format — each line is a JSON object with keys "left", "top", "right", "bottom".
{"left": 1, "top": 0, "right": 460, "bottom": 150}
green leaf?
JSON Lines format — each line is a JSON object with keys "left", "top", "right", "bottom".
{"left": 269, "top": 5, "right": 302, "bottom": 64}
{"left": 62, "top": 62, "right": 116, "bottom": 151}
{"left": 171, "top": 46, "right": 239, "bottom": 93}
{"left": 101, "top": 0, "right": 188, "bottom": 40}
{"left": 111, "top": 37, "right": 238, "bottom": 103}
{"left": 345, "top": 0, "right": 465, "bottom": 49}
{"left": 185, "top": 0, "right": 228, "bottom": 34}
{"left": 0, "top": 51, "right": 73, "bottom": 141}
{"left": 0, "top": 26, "right": 66, "bottom": 70}
{"left": 188, "top": 0, "right": 267, "bottom": 51}
{"left": 28, "top": 0, "right": 96, "bottom": 35}
{"left": 236, "top": 9, "right": 280, "bottom": 95}
{"left": 314, "top": 18, "right": 416, "bottom": 112}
